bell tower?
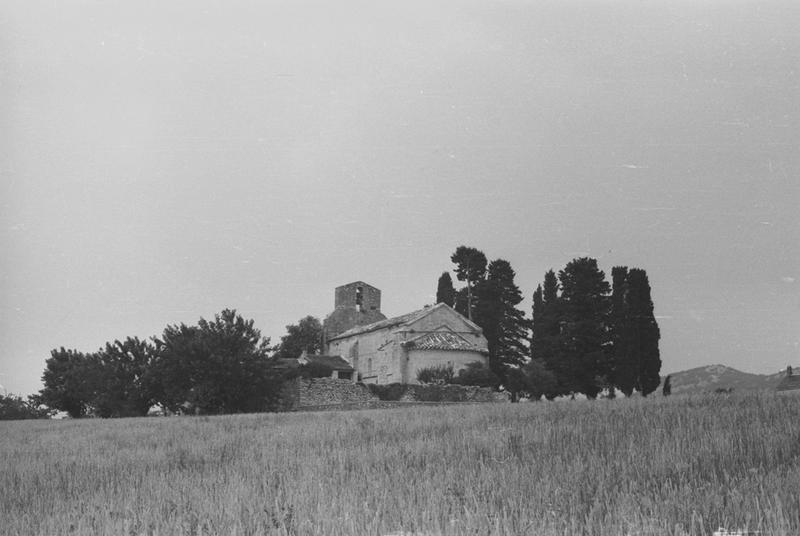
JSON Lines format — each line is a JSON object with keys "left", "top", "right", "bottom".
{"left": 323, "top": 281, "right": 386, "bottom": 346}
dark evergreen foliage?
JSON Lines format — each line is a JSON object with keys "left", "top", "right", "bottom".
{"left": 532, "top": 271, "right": 565, "bottom": 395}
{"left": 627, "top": 269, "right": 661, "bottom": 396}
{"left": 450, "top": 246, "right": 487, "bottom": 320}
{"left": 435, "top": 272, "right": 457, "bottom": 307}
{"left": 502, "top": 367, "right": 529, "bottom": 402}
{"left": 531, "top": 284, "right": 544, "bottom": 358}
{"left": 607, "top": 267, "right": 661, "bottom": 396}
{"left": 453, "top": 287, "right": 470, "bottom": 318}
{"left": 557, "top": 257, "right": 611, "bottom": 399}
{"left": 452, "top": 361, "right": 501, "bottom": 388}
{"left": 610, "top": 266, "right": 636, "bottom": 396}
{"left": 473, "top": 259, "right": 530, "bottom": 380}
{"left": 523, "top": 358, "right": 559, "bottom": 400}
{"left": 662, "top": 374, "right": 672, "bottom": 396}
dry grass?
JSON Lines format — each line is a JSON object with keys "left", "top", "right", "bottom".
{"left": 2, "top": 392, "right": 800, "bottom": 535}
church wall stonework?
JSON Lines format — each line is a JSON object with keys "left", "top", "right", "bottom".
{"left": 324, "top": 283, "right": 489, "bottom": 385}
{"left": 328, "top": 328, "right": 400, "bottom": 384}
{"left": 406, "top": 349, "right": 487, "bottom": 384}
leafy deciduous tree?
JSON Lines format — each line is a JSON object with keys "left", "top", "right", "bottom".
{"left": 92, "top": 337, "right": 156, "bottom": 417}
{"left": 0, "top": 394, "right": 54, "bottom": 420}
{"left": 38, "top": 348, "right": 95, "bottom": 418}
{"left": 150, "top": 309, "right": 279, "bottom": 414}
{"left": 274, "top": 316, "right": 323, "bottom": 360}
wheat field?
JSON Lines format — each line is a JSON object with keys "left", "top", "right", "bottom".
{"left": 2, "top": 393, "right": 799, "bottom": 535}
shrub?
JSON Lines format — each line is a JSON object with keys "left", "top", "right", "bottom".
{"left": 416, "top": 364, "right": 454, "bottom": 384}
{"left": 0, "top": 394, "right": 54, "bottom": 420}
{"left": 367, "top": 383, "right": 407, "bottom": 401}
{"left": 523, "top": 359, "right": 558, "bottom": 400}
{"left": 453, "top": 361, "right": 500, "bottom": 388}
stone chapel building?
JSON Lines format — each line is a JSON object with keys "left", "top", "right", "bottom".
{"left": 322, "top": 281, "right": 489, "bottom": 384}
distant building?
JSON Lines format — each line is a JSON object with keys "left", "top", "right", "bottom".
{"left": 297, "top": 351, "right": 355, "bottom": 381}
{"left": 322, "top": 282, "right": 489, "bottom": 384}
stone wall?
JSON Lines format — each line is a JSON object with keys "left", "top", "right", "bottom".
{"left": 296, "top": 378, "right": 378, "bottom": 408}
{"left": 370, "top": 383, "right": 508, "bottom": 403}
{"left": 282, "top": 378, "right": 507, "bottom": 411}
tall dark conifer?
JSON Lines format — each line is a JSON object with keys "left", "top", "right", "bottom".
{"left": 474, "top": 259, "right": 529, "bottom": 381}
{"left": 450, "top": 246, "right": 487, "bottom": 321}
{"left": 610, "top": 266, "right": 637, "bottom": 396}
{"left": 436, "top": 272, "right": 457, "bottom": 307}
{"left": 532, "top": 270, "right": 565, "bottom": 397}
{"left": 557, "top": 257, "right": 611, "bottom": 399}
{"left": 627, "top": 268, "right": 661, "bottom": 396}
{"left": 531, "top": 284, "right": 544, "bottom": 359}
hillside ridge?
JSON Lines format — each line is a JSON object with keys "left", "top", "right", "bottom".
{"left": 664, "top": 363, "right": 796, "bottom": 395}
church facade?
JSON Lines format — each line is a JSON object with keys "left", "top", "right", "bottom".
{"left": 323, "top": 281, "right": 489, "bottom": 384}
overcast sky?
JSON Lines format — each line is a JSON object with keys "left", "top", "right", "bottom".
{"left": 1, "top": 0, "right": 798, "bottom": 396}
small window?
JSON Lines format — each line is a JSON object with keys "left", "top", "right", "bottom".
{"left": 355, "top": 286, "right": 363, "bottom": 306}
{"left": 367, "top": 358, "right": 373, "bottom": 373}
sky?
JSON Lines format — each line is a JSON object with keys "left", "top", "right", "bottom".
{"left": 1, "top": 0, "right": 798, "bottom": 396}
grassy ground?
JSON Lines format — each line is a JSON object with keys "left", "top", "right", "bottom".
{"left": 1, "top": 392, "right": 799, "bottom": 535}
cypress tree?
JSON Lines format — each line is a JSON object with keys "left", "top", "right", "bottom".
{"left": 531, "top": 284, "right": 544, "bottom": 359}
{"left": 534, "top": 270, "right": 566, "bottom": 397}
{"left": 473, "top": 259, "right": 529, "bottom": 380}
{"left": 610, "top": 266, "right": 637, "bottom": 396}
{"left": 436, "top": 272, "right": 457, "bottom": 307}
{"left": 627, "top": 268, "right": 661, "bottom": 396}
{"left": 557, "top": 257, "right": 611, "bottom": 399}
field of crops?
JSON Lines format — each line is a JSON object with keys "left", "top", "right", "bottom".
{"left": 2, "top": 393, "right": 800, "bottom": 535}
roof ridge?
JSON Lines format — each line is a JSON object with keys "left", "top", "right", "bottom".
{"left": 328, "top": 302, "right": 477, "bottom": 341}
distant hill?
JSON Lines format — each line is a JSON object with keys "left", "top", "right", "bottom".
{"left": 662, "top": 364, "right": 793, "bottom": 395}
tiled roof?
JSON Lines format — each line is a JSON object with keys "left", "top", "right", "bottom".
{"left": 329, "top": 302, "right": 485, "bottom": 341}
{"left": 405, "top": 331, "right": 487, "bottom": 353}
{"left": 329, "top": 305, "right": 440, "bottom": 340}
{"left": 304, "top": 354, "right": 353, "bottom": 371}
{"left": 776, "top": 375, "right": 800, "bottom": 392}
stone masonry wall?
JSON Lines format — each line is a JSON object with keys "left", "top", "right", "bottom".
{"left": 296, "top": 378, "right": 378, "bottom": 407}
{"left": 397, "top": 384, "right": 506, "bottom": 403}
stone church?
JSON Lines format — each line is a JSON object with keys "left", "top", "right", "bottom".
{"left": 322, "top": 281, "right": 489, "bottom": 384}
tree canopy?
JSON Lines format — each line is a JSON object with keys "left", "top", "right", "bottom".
{"left": 273, "top": 316, "right": 323, "bottom": 360}
{"left": 435, "top": 272, "right": 456, "bottom": 307}
{"left": 150, "top": 309, "right": 279, "bottom": 414}
{"left": 450, "top": 245, "right": 487, "bottom": 320}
